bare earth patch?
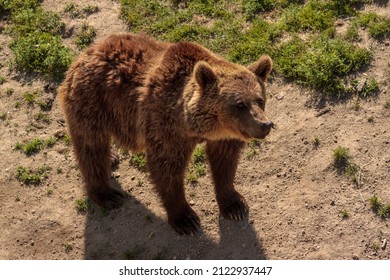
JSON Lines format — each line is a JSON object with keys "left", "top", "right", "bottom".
{"left": 0, "top": 0, "right": 389, "bottom": 259}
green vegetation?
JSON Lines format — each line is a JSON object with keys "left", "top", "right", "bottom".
{"left": 75, "top": 198, "right": 91, "bottom": 213}
{"left": 360, "top": 77, "right": 380, "bottom": 98}
{"left": 64, "top": 3, "right": 99, "bottom": 18}
{"left": 332, "top": 146, "right": 350, "bottom": 167}
{"left": 75, "top": 23, "right": 96, "bottom": 50}
{"left": 332, "top": 146, "right": 360, "bottom": 184}
{"left": 369, "top": 195, "right": 390, "bottom": 219}
{"left": 0, "top": 76, "right": 6, "bottom": 85}
{"left": 385, "top": 100, "right": 390, "bottom": 109}
{"left": 63, "top": 242, "right": 73, "bottom": 253}
{"left": 119, "top": 0, "right": 380, "bottom": 97}
{"left": 187, "top": 144, "right": 207, "bottom": 184}
{"left": 341, "top": 210, "right": 349, "bottom": 219}
{"left": 3, "top": 0, "right": 73, "bottom": 80}
{"left": 130, "top": 153, "right": 147, "bottom": 172}
{"left": 356, "top": 12, "right": 390, "bottom": 39}
{"left": 16, "top": 165, "right": 51, "bottom": 185}
{"left": 312, "top": 136, "right": 320, "bottom": 148}
{"left": 6, "top": 88, "right": 14, "bottom": 96}
{"left": 15, "top": 137, "right": 56, "bottom": 155}
{"left": 34, "top": 112, "right": 51, "bottom": 124}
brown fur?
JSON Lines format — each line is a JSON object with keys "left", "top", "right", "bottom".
{"left": 58, "top": 33, "right": 273, "bottom": 235}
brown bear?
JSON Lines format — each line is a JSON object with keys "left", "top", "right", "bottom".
{"left": 58, "top": 33, "right": 273, "bottom": 235}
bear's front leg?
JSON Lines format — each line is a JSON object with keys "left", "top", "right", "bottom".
{"left": 146, "top": 141, "right": 200, "bottom": 235}
{"left": 206, "top": 140, "right": 248, "bottom": 220}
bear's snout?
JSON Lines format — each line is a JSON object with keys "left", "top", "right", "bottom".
{"left": 261, "top": 121, "right": 274, "bottom": 132}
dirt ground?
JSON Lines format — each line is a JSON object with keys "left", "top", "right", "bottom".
{"left": 0, "top": 0, "right": 389, "bottom": 260}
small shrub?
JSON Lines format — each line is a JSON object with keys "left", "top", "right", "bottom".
{"left": 130, "top": 153, "right": 147, "bottom": 172}
{"left": 16, "top": 165, "right": 51, "bottom": 185}
{"left": 312, "top": 136, "right": 320, "bottom": 148}
{"left": 341, "top": 210, "right": 349, "bottom": 219}
{"left": 385, "top": 100, "right": 390, "bottom": 109}
{"left": 0, "top": 76, "right": 6, "bottom": 85}
{"left": 75, "top": 23, "right": 96, "bottom": 50}
{"left": 6, "top": 88, "right": 14, "bottom": 96}
{"left": 11, "top": 33, "right": 73, "bottom": 80}
{"left": 332, "top": 146, "right": 350, "bottom": 169}
{"left": 34, "top": 112, "right": 51, "bottom": 124}
{"left": 369, "top": 195, "right": 381, "bottom": 212}
{"left": 75, "top": 198, "right": 91, "bottom": 213}
{"left": 360, "top": 78, "right": 379, "bottom": 98}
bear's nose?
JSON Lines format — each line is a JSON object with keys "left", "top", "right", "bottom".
{"left": 261, "top": 121, "right": 274, "bottom": 131}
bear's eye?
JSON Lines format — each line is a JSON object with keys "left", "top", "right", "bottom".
{"left": 236, "top": 102, "right": 249, "bottom": 110}
{"left": 257, "top": 98, "right": 264, "bottom": 107}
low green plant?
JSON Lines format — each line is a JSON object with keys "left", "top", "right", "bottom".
{"left": 16, "top": 165, "right": 51, "bottom": 185}
{"left": 360, "top": 77, "right": 379, "bottom": 98}
{"left": 332, "top": 146, "right": 350, "bottom": 167}
{"left": 369, "top": 195, "right": 381, "bottom": 212}
{"left": 15, "top": 137, "right": 57, "bottom": 155}
{"left": 0, "top": 112, "right": 7, "bottom": 121}
{"left": 6, "top": 88, "right": 14, "bottom": 96}
{"left": 341, "top": 210, "right": 349, "bottom": 219}
{"left": 0, "top": 76, "right": 6, "bottom": 85}
{"left": 11, "top": 33, "right": 73, "bottom": 80}
{"left": 34, "top": 112, "right": 51, "bottom": 124}
{"left": 369, "top": 195, "right": 390, "bottom": 219}
{"left": 23, "top": 91, "right": 39, "bottom": 105}
{"left": 75, "top": 23, "right": 96, "bottom": 50}
{"left": 312, "top": 136, "right": 320, "bottom": 148}
{"left": 75, "top": 198, "right": 91, "bottom": 213}
{"left": 357, "top": 12, "right": 390, "bottom": 39}
{"left": 130, "top": 153, "right": 147, "bottom": 172}
{"left": 63, "top": 242, "right": 73, "bottom": 253}
{"left": 385, "top": 100, "right": 390, "bottom": 109}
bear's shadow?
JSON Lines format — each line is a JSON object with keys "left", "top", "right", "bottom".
{"left": 84, "top": 179, "right": 266, "bottom": 260}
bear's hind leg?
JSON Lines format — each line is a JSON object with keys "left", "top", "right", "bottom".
{"left": 206, "top": 140, "right": 248, "bottom": 220}
{"left": 71, "top": 131, "right": 125, "bottom": 209}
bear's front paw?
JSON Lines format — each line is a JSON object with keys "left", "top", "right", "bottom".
{"left": 219, "top": 192, "right": 249, "bottom": 220}
{"left": 89, "top": 187, "right": 125, "bottom": 209}
{"left": 168, "top": 206, "right": 201, "bottom": 235}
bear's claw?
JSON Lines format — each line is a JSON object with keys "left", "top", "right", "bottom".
{"left": 169, "top": 207, "right": 201, "bottom": 235}
{"left": 219, "top": 192, "right": 249, "bottom": 220}
{"left": 90, "top": 187, "right": 125, "bottom": 210}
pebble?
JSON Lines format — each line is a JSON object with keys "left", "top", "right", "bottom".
{"left": 381, "top": 239, "right": 387, "bottom": 250}
{"left": 189, "top": 200, "right": 195, "bottom": 206}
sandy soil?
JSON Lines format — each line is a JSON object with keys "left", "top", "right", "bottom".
{"left": 0, "top": 0, "right": 389, "bottom": 260}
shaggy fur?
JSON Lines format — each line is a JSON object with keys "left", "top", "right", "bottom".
{"left": 59, "top": 33, "right": 273, "bottom": 235}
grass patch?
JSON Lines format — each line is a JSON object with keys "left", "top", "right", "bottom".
{"left": 0, "top": 76, "right": 6, "bottom": 85}
{"left": 115, "top": 0, "right": 375, "bottom": 97}
{"left": 357, "top": 12, "right": 390, "bottom": 39}
{"left": 75, "top": 23, "right": 96, "bottom": 50}
{"left": 130, "top": 153, "right": 147, "bottom": 172}
{"left": 332, "top": 145, "right": 360, "bottom": 184}
{"left": 312, "top": 136, "right": 320, "bottom": 148}
{"left": 4, "top": 0, "right": 73, "bottom": 80}
{"left": 15, "top": 137, "right": 57, "bottom": 155}
{"left": 34, "top": 112, "right": 51, "bottom": 124}
{"left": 16, "top": 165, "right": 51, "bottom": 185}
{"left": 369, "top": 195, "right": 390, "bottom": 219}
{"left": 360, "top": 77, "right": 379, "bottom": 98}
{"left": 75, "top": 198, "right": 91, "bottom": 213}
{"left": 385, "top": 100, "right": 390, "bottom": 109}
{"left": 187, "top": 144, "right": 207, "bottom": 184}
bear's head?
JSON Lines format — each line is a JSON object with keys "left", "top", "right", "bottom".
{"left": 185, "top": 55, "right": 274, "bottom": 142}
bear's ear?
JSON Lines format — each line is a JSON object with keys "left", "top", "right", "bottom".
{"left": 194, "top": 61, "right": 217, "bottom": 90}
{"left": 248, "top": 55, "right": 273, "bottom": 82}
